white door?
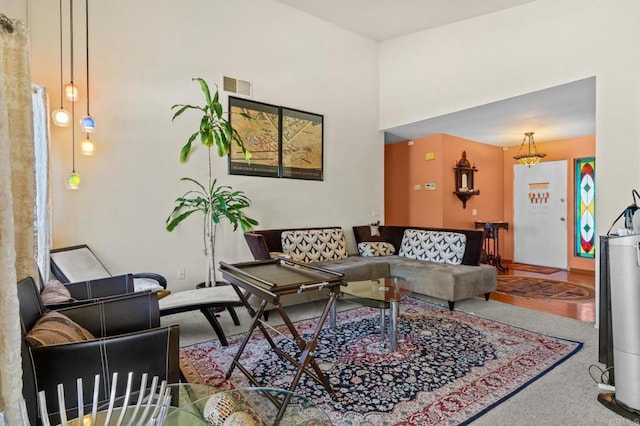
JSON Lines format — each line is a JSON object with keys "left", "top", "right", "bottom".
{"left": 514, "top": 160, "right": 568, "bottom": 269}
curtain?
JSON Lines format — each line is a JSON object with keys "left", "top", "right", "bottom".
{"left": 0, "top": 15, "right": 37, "bottom": 423}
{"left": 33, "top": 84, "right": 52, "bottom": 283}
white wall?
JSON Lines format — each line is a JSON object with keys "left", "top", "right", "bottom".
{"left": 27, "top": 0, "right": 381, "bottom": 291}
{"left": 379, "top": 0, "right": 640, "bottom": 244}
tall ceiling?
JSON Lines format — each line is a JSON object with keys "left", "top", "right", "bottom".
{"left": 273, "top": 0, "right": 537, "bottom": 41}
{"left": 273, "top": 0, "right": 595, "bottom": 147}
{"left": 384, "top": 77, "right": 596, "bottom": 147}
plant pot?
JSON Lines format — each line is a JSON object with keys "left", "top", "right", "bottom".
{"left": 195, "top": 280, "right": 228, "bottom": 289}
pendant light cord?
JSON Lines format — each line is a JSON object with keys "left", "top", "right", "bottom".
{"left": 85, "top": 0, "right": 90, "bottom": 117}
{"left": 70, "top": 0, "right": 75, "bottom": 172}
{"left": 58, "top": 0, "right": 64, "bottom": 108}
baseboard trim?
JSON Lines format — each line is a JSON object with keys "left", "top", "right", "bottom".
{"left": 569, "top": 267, "right": 595, "bottom": 275}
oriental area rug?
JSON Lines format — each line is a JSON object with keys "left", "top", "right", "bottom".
{"left": 180, "top": 298, "right": 582, "bottom": 425}
{"left": 496, "top": 276, "right": 595, "bottom": 301}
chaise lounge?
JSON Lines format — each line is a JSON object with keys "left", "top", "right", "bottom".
{"left": 50, "top": 244, "right": 243, "bottom": 345}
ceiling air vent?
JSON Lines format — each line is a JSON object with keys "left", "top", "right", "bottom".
{"left": 222, "top": 75, "right": 252, "bottom": 97}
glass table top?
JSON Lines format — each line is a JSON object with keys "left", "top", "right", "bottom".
{"left": 175, "top": 386, "right": 331, "bottom": 426}
{"left": 340, "top": 276, "right": 414, "bottom": 308}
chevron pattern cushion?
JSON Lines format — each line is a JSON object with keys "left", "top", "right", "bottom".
{"left": 358, "top": 241, "right": 396, "bottom": 257}
{"left": 398, "top": 229, "right": 466, "bottom": 265}
{"left": 281, "top": 229, "right": 349, "bottom": 263}
{"left": 26, "top": 311, "right": 95, "bottom": 347}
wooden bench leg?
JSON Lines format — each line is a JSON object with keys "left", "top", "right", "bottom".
{"left": 200, "top": 307, "right": 229, "bottom": 346}
{"left": 448, "top": 301, "right": 455, "bottom": 311}
{"left": 484, "top": 292, "right": 491, "bottom": 301}
{"left": 227, "top": 306, "right": 241, "bottom": 326}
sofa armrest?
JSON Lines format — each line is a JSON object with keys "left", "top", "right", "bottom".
{"left": 27, "top": 325, "right": 180, "bottom": 424}
{"left": 244, "top": 232, "right": 272, "bottom": 260}
{"left": 58, "top": 291, "right": 160, "bottom": 337}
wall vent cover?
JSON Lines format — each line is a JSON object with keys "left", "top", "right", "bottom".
{"left": 222, "top": 76, "right": 252, "bottom": 97}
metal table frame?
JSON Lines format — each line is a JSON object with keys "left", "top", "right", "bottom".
{"left": 219, "top": 259, "right": 344, "bottom": 422}
{"left": 329, "top": 277, "right": 414, "bottom": 352}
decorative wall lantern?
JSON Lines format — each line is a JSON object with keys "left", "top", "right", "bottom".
{"left": 453, "top": 150, "right": 479, "bottom": 208}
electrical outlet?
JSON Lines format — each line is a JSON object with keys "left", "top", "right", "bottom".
{"left": 177, "top": 268, "right": 185, "bottom": 280}
{"left": 472, "top": 209, "right": 478, "bottom": 216}
{"left": 424, "top": 183, "right": 436, "bottom": 190}
{"left": 413, "top": 184, "right": 421, "bottom": 190}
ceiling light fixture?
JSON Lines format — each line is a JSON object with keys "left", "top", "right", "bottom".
{"left": 80, "top": 0, "right": 95, "bottom": 155}
{"left": 513, "top": 132, "right": 546, "bottom": 167}
{"left": 52, "top": 0, "right": 71, "bottom": 127}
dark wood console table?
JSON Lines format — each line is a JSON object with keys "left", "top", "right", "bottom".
{"left": 474, "top": 221, "right": 509, "bottom": 272}
{"left": 219, "top": 258, "right": 344, "bottom": 422}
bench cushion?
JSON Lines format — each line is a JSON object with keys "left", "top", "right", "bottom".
{"left": 387, "top": 257, "right": 497, "bottom": 301}
{"left": 281, "top": 228, "right": 348, "bottom": 263}
{"left": 398, "top": 229, "right": 466, "bottom": 265}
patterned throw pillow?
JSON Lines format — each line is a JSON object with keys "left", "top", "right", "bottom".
{"left": 281, "top": 229, "right": 349, "bottom": 263}
{"left": 25, "top": 311, "right": 95, "bottom": 347}
{"left": 40, "top": 279, "right": 75, "bottom": 305}
{"left": 399, "top": 229, "right": 466, "bottom": 265}
{"left": 357, "top": 242, "right": 395, "bottom": 257}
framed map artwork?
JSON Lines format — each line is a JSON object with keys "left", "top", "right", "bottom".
{"left": 229, "top": 97, "right": 281, "bottom": 178}
{"left": 281, "top": 107, "right": 324, "bottom": 180}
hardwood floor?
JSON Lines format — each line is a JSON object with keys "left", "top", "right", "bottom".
{"left": 491, "top": 265, "right": 596, "bottom": 323}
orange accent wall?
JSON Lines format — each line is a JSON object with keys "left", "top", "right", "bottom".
{"left": 385, "top": 134, "right": 503, "bottom": 229}
{"left": 385, "top": 133, "right": 596, "bottom": 272}
{"left": 441, "top": 135, "right": 504, "bottom": 229}
{"left": 385, "top": 135, "right": 444, "bottom": 226}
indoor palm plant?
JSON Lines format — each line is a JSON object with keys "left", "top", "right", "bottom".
{"left": 166, "top": 78, "right": 258, "bottom": 287}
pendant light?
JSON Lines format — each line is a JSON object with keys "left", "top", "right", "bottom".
{"left": 66, "top": 0, "right": 80, "bottom": 189}
{"left": 52, "top": 0, "right": 71, "bottom": 127}
{"left": 513, "top": 132, "right": 546, "bottom": 167}
{"left": 63, "top": 0, "right": 78, "bottom": 103}
{"left": 80, "top": 0, "right": 95, "bottom": 155}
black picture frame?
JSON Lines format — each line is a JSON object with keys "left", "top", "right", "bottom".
{"left": 281, "top": 107, "right": 324, "bottom": 181}
{"left": 228, "top": 96, "right": 281, "bottom": 178}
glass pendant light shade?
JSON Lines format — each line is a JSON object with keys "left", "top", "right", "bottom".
{"left": 66, "top": 172, "right": 80, "bottom": 189}
{"left": 513, "top": 132, "right": 546, "bottom": 168}
{"left": 52, "top": 108, "right": 71, "bottom": 127}
{"left": 81, "top": 137, "right": 95, "bottom": 155}
{"left": 64, "top": 82, "right": 78, "bottom": 101}
{"left": 80, "top": 115, "right": 96, "bottom": 132}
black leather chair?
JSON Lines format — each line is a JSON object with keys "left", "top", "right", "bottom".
{"left": 18, "top": 276, "right": 180, "bottom": 425}
{"left": 40, "top": 273, "right": 136, "bottom": 309}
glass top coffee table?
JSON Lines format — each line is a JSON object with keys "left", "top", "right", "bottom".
{"left": 330, "top": 276, "right": 414, "bottom": 352}
{"left": 172, "top": 387, "right": 331, "bottom": 425}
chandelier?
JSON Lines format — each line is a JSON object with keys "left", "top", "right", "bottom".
{"left": 513, "top": 132, "right": 546, "bottom": 167}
